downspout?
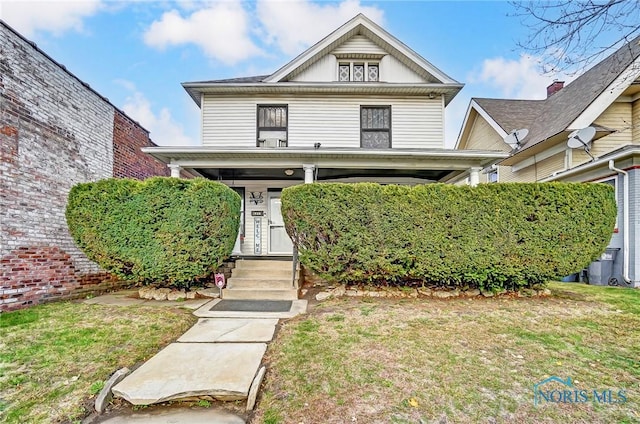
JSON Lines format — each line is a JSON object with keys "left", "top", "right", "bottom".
{"left": 608, "top": 160, "right": 631, "bottom": 284}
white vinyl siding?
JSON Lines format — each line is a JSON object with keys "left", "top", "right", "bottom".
{"left": 331, "top": 35, "right": 386, "bottom": 55}
{"left": 202, "top": 95, "right": 443, "bottom": 149}
{"left": 291, "top": 55, "right": 337, "bottom": 82}
{"left": 380, "top": 55, "right": 428, "bottom": 83}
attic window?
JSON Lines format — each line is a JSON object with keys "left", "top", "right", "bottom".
{"left": 338, "top": 61, "right": 379, "bottom": 82}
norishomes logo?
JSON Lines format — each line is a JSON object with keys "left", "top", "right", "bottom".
{"left": 534, "top": 376, "right": 627, "bottom": 406}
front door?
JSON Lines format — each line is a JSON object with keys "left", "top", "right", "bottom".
{"left": 268, "top": 192, "right": 293, "bottom": 254}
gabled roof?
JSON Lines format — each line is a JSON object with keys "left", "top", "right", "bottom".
{"left": 182, "top": 14, "right": 463, "bottom": 106}
{"left": 455, "top": 98, "right": 544, "bottom": 149}
{"left": 265, "top": 14, "right": 458, "bottom": 85}
{"left": 460, "top": 36, "right": 640, "bottom": 158}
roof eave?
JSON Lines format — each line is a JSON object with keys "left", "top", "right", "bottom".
{"left": 182, "top": 82, "right": 464, "bottom": 107}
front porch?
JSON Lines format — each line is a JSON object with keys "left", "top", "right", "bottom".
{"left": 143, "top": 146, "right": 509, "bottom": 258}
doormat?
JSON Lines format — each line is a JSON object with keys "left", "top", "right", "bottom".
{"left": 210, "top": 300, "right": 293, "bottom": 313}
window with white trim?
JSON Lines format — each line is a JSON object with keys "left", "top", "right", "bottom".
{"left": 361, "top": 106, "right": 391, "bottom": 148}
{"left": 257, "top": 105, "right": 288, "bottom": 147}
{"left": 338, "top": 61, "right": 379, "bottom": 82}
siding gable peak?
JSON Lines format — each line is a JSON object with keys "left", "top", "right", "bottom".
{"left": 264, "top": 14, "right": 458, "bottom": 85}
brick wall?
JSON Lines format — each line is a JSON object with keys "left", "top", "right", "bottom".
{"left": 0, "top": 22, "right": 170, "bottom": 311}
{"left": 113, "top": 111, "right": 169, "bottom": 179}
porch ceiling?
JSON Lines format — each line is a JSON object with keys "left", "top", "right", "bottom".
{"left": 142, "top": 146, "right": 509, "bottom": 175}
{"left": 197, "top": 167, "right": 452, "bottom": 181}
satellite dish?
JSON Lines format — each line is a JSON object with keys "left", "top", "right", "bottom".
{"left": 567, "top": 126, "right": 596, "bottom": 160}
{"left": 504, "top": 128, "right": 529, "bottom": 149}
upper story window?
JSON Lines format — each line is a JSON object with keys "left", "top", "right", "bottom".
{"left": 361, "top": 106, "right": 391, "bottom": 148}
{"left": 257, "top": 105, "right": 288, "bottom": 147}
{"left": 338, "top": 61, "right": 379, "bottom": 82}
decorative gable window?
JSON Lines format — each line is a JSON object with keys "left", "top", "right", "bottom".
{"left": 361, "top": 106, "right": 391, "bottom": 148}
{"left": 257, "top": 105, "right": 288, "bottom": 147}
{"left": 338, "top": 61, "right": 379, "bottom": 82}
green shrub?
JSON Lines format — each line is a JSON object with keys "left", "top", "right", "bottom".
{"left": 66, "top": 177, "right": 240, "bottom": 288}
{"left": 282, "top": 183, "right": 616, "bottom": 291}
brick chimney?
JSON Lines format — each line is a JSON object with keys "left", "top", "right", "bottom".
{"left": 546, "top": 80, "right": 564, "bottom": 98}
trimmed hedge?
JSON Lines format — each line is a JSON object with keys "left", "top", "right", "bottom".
{"left": 66, "top": 177, "right": 240, "bottom": 288}
{"left": 282, "top": 183, "right": 616, "bottom": 291}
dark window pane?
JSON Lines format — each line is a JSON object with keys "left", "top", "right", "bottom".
{"left": 339, "top": 65, "right": 350, "bottom": 81}
{"left": 368, "top": 65, "right": 378, "bottom": 82}
{"left": 362, "top": 131, "right": 390, "bottom": 148}
{"left": 353, "top": 64, "right": 364, "bottom": 81}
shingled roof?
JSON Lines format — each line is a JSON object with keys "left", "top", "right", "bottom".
{"left": 474, "top": 36, "right": 640, "bottom": 152}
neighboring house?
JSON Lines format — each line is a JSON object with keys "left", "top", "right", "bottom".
{"left": 0, "top": 21, "right": 175, "bottom": 311}
{"left": 454, "top": 37, "right": 640, "bottom": 288}
{"left": 144, "top": 14, "right": 508, "bottom": 259}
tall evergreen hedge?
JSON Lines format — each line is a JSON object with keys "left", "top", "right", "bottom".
{"left": 66, "top": 177, "right": 240, "bottom": 288}
{"left": 282, "top": 183, "right": 616, "bottom": 290}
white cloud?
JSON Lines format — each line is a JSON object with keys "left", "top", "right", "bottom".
{"left": 143, "top": 1, "right": 262, "bottom": 65}
{"left": 470, "top": 54, "right": 575, "bottom": 99}
{"left": 256, "top": 0, "right": 385, "bottom": 55}
{"left": 121, "top": 86, "right": 196, "bottom": 146}
{"left": 1, "top": 0, "right": 102, "bottom": 37}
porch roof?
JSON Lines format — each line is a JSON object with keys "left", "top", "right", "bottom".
{"left": 142, "top": 146, "right": 509, "bottom": 183}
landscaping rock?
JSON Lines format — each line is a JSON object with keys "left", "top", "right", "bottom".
{"left": 197, "top": 288, "right": 221, "bottom": 298}
{"left": 481, "top": 290, "right": 495, "bottom": 298}
{"left": 246, "top": 366, "right": 266, "bottom": 411}
{"left": 332, "top": 285, "right": 346, "bottom": 297}
{"left": 167, "top": 290, "right": 186, "bottom": 301}
{"left": 315, "top": 291, "right": 332, "bottom": 301}
{"left": 542, "top": 288, "right": 552, "bottom": 296}
{"left": 463, "top": 289, "right": 481, "bottom": 297}
{"left": 186, "top": 291, "right": 197, "bottom": 299}
{"left": 138, "top": 287, "right": 154, "bottom": 300}
{"left": 345, "top": 289, "right": 358, "bottom": 297}
{"left": 519, "top": 288, "right": 534, "bottom": 297}
{"left": 95, "top": 367, "right": 130, "bottom": 414}
{"left": 418, "top": 288, "right": 433, "bottom": 297}
{"left": 433, "top": 291, "right": 453, "bottom": 299}
{"left": 152, "top": 288, "right": 171, "bottom": 301}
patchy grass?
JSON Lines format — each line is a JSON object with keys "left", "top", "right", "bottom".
{"left": 0, "top": 301, "right": 196, "bottom": 423}
{"left": 255, "top": 282, "right": 640, "bottom": 423}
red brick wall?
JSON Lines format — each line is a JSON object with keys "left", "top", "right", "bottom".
{"left": 0, "top": 247, "right": 122, "bottom": 311}
{"left": 112, "top": 110, "right": 169, "bottom": 179}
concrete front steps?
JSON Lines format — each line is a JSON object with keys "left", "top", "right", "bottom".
{"left": 223, "top": 259, "right": 299, "bottom": 300}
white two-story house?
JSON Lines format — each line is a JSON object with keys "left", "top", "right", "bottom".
{"left": 144, "top": 14, "right": 507, "bottom": 259}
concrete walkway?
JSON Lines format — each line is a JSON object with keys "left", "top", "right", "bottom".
{"left": 85, "top": 292, "right": 306, "bottom": 422}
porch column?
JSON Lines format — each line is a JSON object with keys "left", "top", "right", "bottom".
{"left": 469, "top": 167, "right": 481, "bottom": 187}
{"left": 302, "top": 164, "right": 315, "bottom": 184}
{"left": 168, "top": 163, "right": 182, "bottom": 178}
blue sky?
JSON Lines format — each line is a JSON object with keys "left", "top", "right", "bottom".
{"left": 2, "top": 0, "right": 578, "bottom": 147}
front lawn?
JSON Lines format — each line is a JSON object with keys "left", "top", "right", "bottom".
{"left": 255, "top": 282, "right": 640, "bottom": 423}
{"left": 0, "top": 301, "right": 196, "bottom": 423}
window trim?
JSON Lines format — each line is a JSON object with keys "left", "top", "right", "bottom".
{"left": 256, "top": 104, "right": 288, "bottom": 147}
{"left": 338, "top": 60, "right": 380, "bottom": 82}
{"left": 360, "top": 105, "right": 392, "bottom": 148}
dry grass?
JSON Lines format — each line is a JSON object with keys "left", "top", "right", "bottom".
{"left": 0, "top": 301, "right": 196, "bottom": 423}
{"left": 254, "top": 283, "right": 640, "bottom": 423}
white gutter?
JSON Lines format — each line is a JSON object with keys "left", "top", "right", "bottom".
{"left": 608, "top": 160, "right": 632, "bottom": 285}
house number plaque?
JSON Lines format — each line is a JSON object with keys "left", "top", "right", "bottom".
{"left": 254, "top": 218, "right": 261, "bottom": 255}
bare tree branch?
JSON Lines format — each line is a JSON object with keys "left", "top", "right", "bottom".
{"left": 510, "top": 0, "right": 640, "bottom": 74}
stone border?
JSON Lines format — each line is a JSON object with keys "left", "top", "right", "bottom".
{"left": 315, "top": 284, "right": 552, "bottom": 301}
